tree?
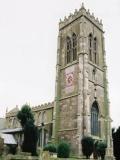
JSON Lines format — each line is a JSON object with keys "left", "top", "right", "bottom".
{"left": 17, "top": 104, "right": 38, "bottom": 156}
{"left": 96, "top": 141, "right": 107, "bottom": 160}
{"left": 81, "top": 136, "right": 94, "bottom": 159}
{"left": 17, "top": 104, "right": 34, "bottom": 127}
{"left": 112, "top": 127, "right": 120, "bottom": 160}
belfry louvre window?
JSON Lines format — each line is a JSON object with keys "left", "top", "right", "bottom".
{"left": 66, "top": 34, "right": 77, "bottom": 64}
{"left": 91, "top": 101, "right": 100, "bottom": 136}
{"left": 72, "top": 33, "right": 77, "bottom": 61}
{"left": 88, "top": 34, "right": 98, "bottom": 65}
{"left": 93, "top": 37, "right": 97, "bottom": 64}
{"left": 66, "top": 36, "right": 72, "bottom": 64}
{"left": 88, "top": 34, "right": 93, "bottom": 61}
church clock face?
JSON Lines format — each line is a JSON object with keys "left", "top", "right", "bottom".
{"left": 65, "top": 66, "right": 75, "bottom": 93}
{"left": 66, "top": 72, "right": 74, "bottom": 87}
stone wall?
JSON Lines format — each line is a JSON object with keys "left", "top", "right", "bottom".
{"left": 5, "top": 152, "right": 38, "bottom": 160}
{"left": 0, "top": 137, "right": 4, "bottom": 155}
{"left": 5, "top": 155, "right": 39, "bottom": 160}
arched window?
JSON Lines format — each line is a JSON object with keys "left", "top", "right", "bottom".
{"left": 38, "top": 128, "right": 48, "bottom": 147}
{"left": 38, "top": 112, "right": 42, "bottom": 125}
{"left": 91, "top": 101, "right": 100, "bottom": 136}
{"left": 88, "top": 34, "right": 93, "bottom": 61}
{"left": 12, "top": 118, "right": 16, "bottom": 128}
{"left": 72, "top": 33, "right": 77, "bottom": 61}
{"left": 9, "top": 118, "right": 12, "bottom": 128}
{"left": 42, "top": 111, "right": 46, "bottom": 123}
{"left": 66, "top": 36, "right": 72, "bottom": 64}
{"left": 93, "top": 37, "right": 97, "bottom": 64}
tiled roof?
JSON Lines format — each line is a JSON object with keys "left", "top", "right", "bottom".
{"left": 1, "top": 133, "right": 17, "bottom": 144}
{"left": 2, "top": 127, "right": 22, "bottom": 133}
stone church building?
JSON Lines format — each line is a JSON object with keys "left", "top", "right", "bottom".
{"left": 4, "top": 3, "right": 113, "bottom": 158}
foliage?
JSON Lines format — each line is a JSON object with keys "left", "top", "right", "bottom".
{"left": 22, "top": 120, "right": 38, "bottom": 156}
{"left": 93, "top": 141, "right": 99, "bottom": 159}
{"left": 112, "top": 127, "right": 120, "bottom": 160}
{"left": 17, "top": 104, "right": 38, "bottom": 156}
{"left": 96, "top": 141, "right": 107, "bottom": 160}
{"left": 57, "top": 141, "right": 70, "bottom": 158}
{"left": 17, "top": 104, "right": 34, "bottom": 127}
{"left": 81, "top": 136, "right": 94, "bottom": 159}
{"left": 8, "top": 144, "right": 17, "bottom": 155}
{"left": 43, "top": 143, "right": 57, "bottom": 153}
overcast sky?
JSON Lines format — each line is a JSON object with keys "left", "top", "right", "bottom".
{"left": 0, "top": 0, "right": 119, "bottom": 127}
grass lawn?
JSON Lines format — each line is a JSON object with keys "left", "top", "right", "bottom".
{"left": 50, "top": 158, "right": 86, "bottom": 160}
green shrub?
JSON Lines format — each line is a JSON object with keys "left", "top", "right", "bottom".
{"left": 57, "top": 141, "right": 70, "bottom": 158}
{"left": 96, "top": 141, "right": 107, "bottom": 160}
{"left": 43, "top": 144, "right": 57, "bottom": 153}
{"left": 81, "top": 136, "right": 94, "bottom": 159}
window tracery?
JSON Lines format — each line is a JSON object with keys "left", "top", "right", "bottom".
{"left": 66, "top": 33, "right": 77, "bottom": 64}
{"left": 91, "top": 101, "right": 100, "bottom": 136}
{"left": 66, "top": 36, "right": 72, "bottom": 64}
{"left": 88, "top": 34, "right": 98, "bottom": 65}
{"left": 89, "top": 34, "right": 93, "bottom": 62}
{"left": 72, "top": 33, "right": 77, "bottom": 61}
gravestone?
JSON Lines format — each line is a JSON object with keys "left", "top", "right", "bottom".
{"left": 41, "top": 151, "right": 50, "bottom": 160}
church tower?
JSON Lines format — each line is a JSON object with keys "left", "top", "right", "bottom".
{"left": 53, "top": 3, "right": 113, "bottom": 158}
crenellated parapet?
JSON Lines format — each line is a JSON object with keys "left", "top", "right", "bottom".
{"left": 59, "top": 3, "right": 103, "bottom": 31}
{"left": 5, "top": 102, "right": 54, "bottom": 118}
{"left": 32, "top": 101, "right": 54, "bottom": 112}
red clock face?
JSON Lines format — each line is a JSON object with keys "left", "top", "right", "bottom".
{"left": 66, "top": 72, "right": 74, "bottom": 87}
